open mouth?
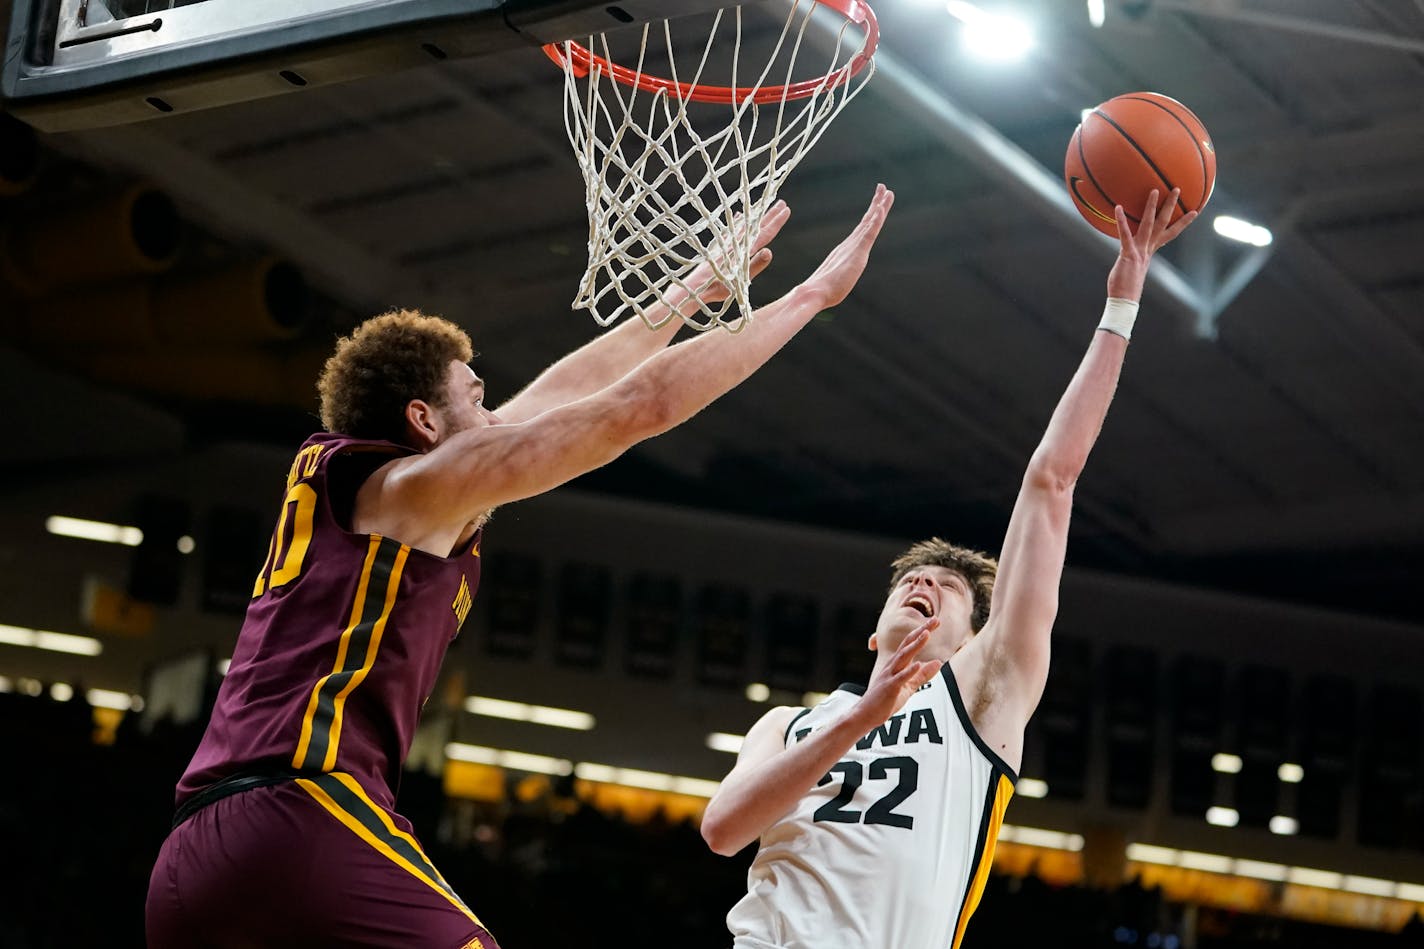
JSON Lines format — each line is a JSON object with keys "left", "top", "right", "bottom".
{"left": 904, "top": 595, "right": 934, "bottom": 618}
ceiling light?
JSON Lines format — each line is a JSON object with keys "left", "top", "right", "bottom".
{"left": 45, "top": 515, "right": 143, "bottom": 546}
{"left": 50, "top": 682, "right": 74, "bottom": 702}
{"left": 574, "top": 762, "right": 721, "bottom": 798}
{"left": 464, "top": 695, "right": 595, "bottom": 730}
{"left": 707, "top": 732, "right": 745, "bottom": 754}
{"left": 1126, "top": 843, "right": 1179, "bottom": 865}
{"left": 1180, "top": 850, "right": 1232, "bottom": 874}
{"left": 1287, "top": 866, "right": 1343, "bottom": 889}
{"left": 445, "top": 742, "right": 573, "bottom": 776}
{"left": 1269, "top": 815, "right": 1300, "bottom": 836}
{"left": 1343, "top": 875, "right": 1394, "bottom": 897}
{"left": 0, "top": 623, "right": 104, "bottom": 656}
{"left": 1000, "top": 824, "right": 1084, "bottom": 851}
{"left": 1211, "top": 752, "right": 1242, "bottom": 774}
{"left": 1213, "top": 215, "right": 1273, "bottom": 247}
{"left": 745, "top": 683, "right": 771, "bottom": 702}
{"left": 1087, "top": 0, "right": 1105, "bottom": 27}
{"left": 1235, "top": 859, "right": 1288, "bottom": 882}
{"left": 177, "top": 535, "right": 196, "bottom": 554}
{"left": 87, "top": 688, "right": 140, "bottom": 711}
{"left": 1277, "top": 762, "right": 1304, "bottom": 783}
{"left": 1016, "top": 778, "right": 1049, "bottom": 798}
{"left": 946, "top": 2, "right": 1035, "bottom": 61}
{"left": 1206, "top": 806, "right": 1239, "bottom": 827}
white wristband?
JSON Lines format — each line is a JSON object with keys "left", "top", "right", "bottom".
{"left": 1097, "top": 297, "right": 1139, "bottom": 341}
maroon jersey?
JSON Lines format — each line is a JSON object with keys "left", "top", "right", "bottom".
{"left": 178, "top": 433, "right": 481, "bottom": 812}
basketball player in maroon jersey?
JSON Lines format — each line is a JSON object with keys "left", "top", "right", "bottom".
{"left": 144, "top": 187, "right": 893, "bottom": 949}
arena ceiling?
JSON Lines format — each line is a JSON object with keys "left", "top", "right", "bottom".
{"left": 4, "top": 0, "right": 1424, "bottom": 624}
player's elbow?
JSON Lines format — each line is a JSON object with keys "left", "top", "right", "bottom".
{"left": 1023, "top": 450, "right": 1079, "bottom": 497}
{"left": 699, "top": 804, "right": 746, "bottom": 856}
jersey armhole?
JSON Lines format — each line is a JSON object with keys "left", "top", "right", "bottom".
{"left": 940, "top": 664, "right": 1019, "bottom": 785}
{"left": 782, "top": 707, "right": 813, "bottom": 746}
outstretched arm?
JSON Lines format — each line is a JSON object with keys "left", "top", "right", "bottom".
{"left": 372, "top": 187, "right": 893, "bottom": 547}
{"left": 978, "top": 190, "right": 1197, "bottom": 726}
{"left": 702, "top": 619, "right": 942, "bottom": 856}
{"left": 494, "top": 202, "right": 792, "bottom": 424}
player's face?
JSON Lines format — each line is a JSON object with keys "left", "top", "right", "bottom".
{"left": 874, "top": 566, "right": 976, "bottom": 656}
{"left": 434, "top": 360, "right": 501, "bottom": 442}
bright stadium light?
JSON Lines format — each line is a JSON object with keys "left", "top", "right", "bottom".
{"left": 1211, "top": 753, "right": 1243, "bottom": 774}
{"left": 87, "top": 688, "right": 140, "bottom": 711}
{"left": 707, "top": 732, "right": 745, "bottom": 754}
{"left": 1087, "top": 0, "right": 1105, "bottom": 27}
{"left": 46, "top": 515, "right": 143, "bottom": 546}
{"left": 1213, "top": 215, "right": 1273, "bottom": 247}
{"left": 0, "top": 623, "right": 103, "bottom": 656}
{"left": 1206, "top": 806, "right": 1240, "bottom": 827}
{"left": 464, "top": 695, "right": 595, "bottom": 730}
{"left": 1270, "top": 815, "right": 1300, "bottom": 836}
{"left": 445, "top": 742, "right": 573, "bottom": 776}
{"left": 745, "top": 683, "right": 771, "bottom": 702}
{"left": 946, "top": 2, "right": 1035, "bottom": 61}
{"left": 1278, "top": 762, "right": 1305, "bottom": 783}
{"left": 1016, "top": 778, "right": 1049, "bottom": 798}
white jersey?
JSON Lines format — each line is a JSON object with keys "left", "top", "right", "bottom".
{"left": 726, "top": 665, "right": 1016, "bottom": 949}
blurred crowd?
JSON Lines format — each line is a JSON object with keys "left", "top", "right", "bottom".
{"left": 0, "top": 689, "right": 1419, "bottom": 949}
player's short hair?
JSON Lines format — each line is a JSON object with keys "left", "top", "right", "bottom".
{"left": 318, "top": 309, "right": 474, "bottom": 444}
{"left": 888, "top": 538, "right": 998, "bottom": 632}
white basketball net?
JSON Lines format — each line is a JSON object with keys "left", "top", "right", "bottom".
{"left": 552, "top": 1, "right": 875, "bottom": 332}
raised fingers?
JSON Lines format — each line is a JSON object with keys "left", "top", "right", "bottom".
{"left": 888, "top": 617, "right": 937, "bottom": 672}
{"left": 1156, "top": 208, "right": 1199, "bottom": 249}
{"left": 752, "top": 200, "right": 791, "bottom": 251}
{"left": 854, "top": 184, "right": 894, "bottom": 242}
{"left": 747, "top": 247, "right": 774, "bottom": 280}
{"left": 1155, "top": 188, "right": 1180, "bottom": 230}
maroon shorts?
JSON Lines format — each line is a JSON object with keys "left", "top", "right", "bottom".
{"left": 146, "top": 772, "right": 497, "bottom": 949}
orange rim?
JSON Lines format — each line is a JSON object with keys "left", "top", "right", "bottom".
{"left": 542, "top": 0, "right": 878, "bottom": 105}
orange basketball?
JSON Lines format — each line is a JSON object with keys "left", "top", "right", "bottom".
{"left": 1064, "top": 92, "right": 1216, "bottom": 238}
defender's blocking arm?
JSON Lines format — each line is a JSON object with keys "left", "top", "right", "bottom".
{"left": 372, "top": 187, "right": 893, "bottom": 548}
{"left": 495, "top": 202, "right": 791, "bottom": 424}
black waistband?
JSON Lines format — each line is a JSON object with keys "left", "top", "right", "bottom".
{"left": 172, "top": 766, "right": 317, "bottom": 830}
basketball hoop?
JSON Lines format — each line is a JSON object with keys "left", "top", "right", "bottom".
{"left": 544, "top": 0, "right": 879, "bottom": 332}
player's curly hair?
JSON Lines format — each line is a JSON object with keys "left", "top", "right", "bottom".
{"left": 888, "top": 538, "right": 998, "bottom": 632}
{"left": 318, "top": 308, "right": 473, "bottom": 444}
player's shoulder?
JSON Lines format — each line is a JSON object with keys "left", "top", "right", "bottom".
{"left": 752, "top": 704, "right": 801, "bottom": 734}
{"left": 299, "top": 431, "right": 411, "bottom": 458}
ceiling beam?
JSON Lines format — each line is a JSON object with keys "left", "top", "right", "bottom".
{"left": 805, "top": 6, "right": 1207, "bottom": 325}
{"left": 1156, "top": 0, "right": 1424, "bottom": 57}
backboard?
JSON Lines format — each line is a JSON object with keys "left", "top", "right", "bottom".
{"left": 1, "top": 0, "right": 735, "bottom": 131}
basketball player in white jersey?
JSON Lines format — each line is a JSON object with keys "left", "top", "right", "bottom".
{"left": 702, "top": 189, "right": 1197, "bottom": 949}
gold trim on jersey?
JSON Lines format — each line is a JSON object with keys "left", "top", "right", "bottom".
{"left": 292, "top": 535, "right": 409, "bottom": 771}
{"left": 952, "top": 771, "right": 1014, "bottom": 949}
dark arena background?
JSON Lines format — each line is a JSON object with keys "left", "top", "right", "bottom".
{"left": 3, "top": 0, "right": 1424, "bottom": 946}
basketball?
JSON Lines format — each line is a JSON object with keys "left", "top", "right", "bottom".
{"left": 1064, "top": 92, "right": 1216, "bottom": 238}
